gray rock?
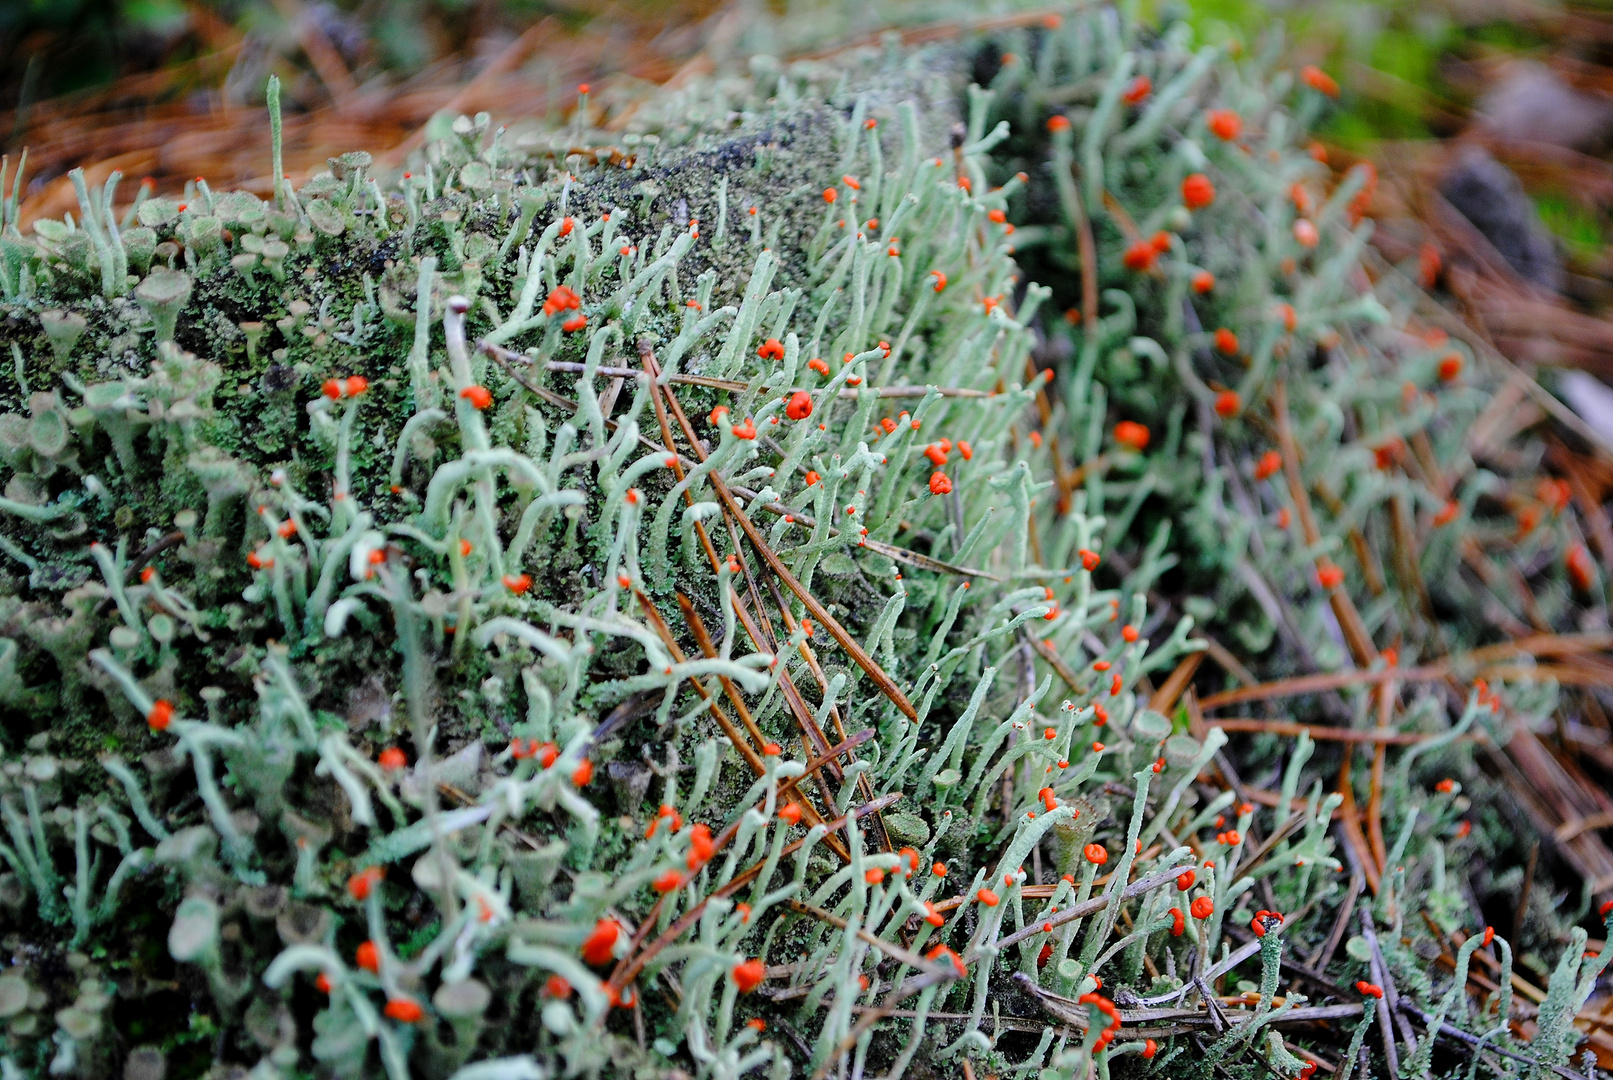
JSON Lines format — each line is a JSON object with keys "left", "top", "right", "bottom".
{"left": 1440, "top": 145, "right": 1563, "bottom": 292}
{"left": 1559, "top": 370, "right": 1613, "bottom": 445}
{"left": 1476, "top": 62, "right": 1613, "bottom": 152}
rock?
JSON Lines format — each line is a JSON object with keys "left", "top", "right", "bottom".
{"left": 1559, "top": 370, "right": 1613, "bottom": 446}
{"left": 1476, "top": 62, "right": 1613, "bottom": 152}
{"left": 1440, "top": 145, "right": 1563, "bottom": 293}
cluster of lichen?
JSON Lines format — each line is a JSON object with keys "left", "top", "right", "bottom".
{"left": 0, "top": 5, "right": 1605, "bottom": 1080}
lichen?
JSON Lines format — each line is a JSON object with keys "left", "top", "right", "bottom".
{"left": 0, "top": 8, "right": 1600, "bottom": 1080}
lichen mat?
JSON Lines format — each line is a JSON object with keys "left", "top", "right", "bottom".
{"left": 0, "top": 6, "right": 1606, "bottom": 1080}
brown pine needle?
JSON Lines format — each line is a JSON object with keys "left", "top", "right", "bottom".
{"left": 1272, "top": 379, "right": 1380, "bottom": 668}
{"left": 606, "top": 793, "right": 902, "bottom": 994}
{"left": 644, "top": 350, "right": 918, "bottom": 721}
{"left": 1208, "top": 718, "right": 1487, "bottom": 744}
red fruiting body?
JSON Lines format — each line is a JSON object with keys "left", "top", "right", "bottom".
{"left": 315, "top": 973, "right": 333, "bottom": 994}
{"left": 1191, "top": 896, "right": 1214, "bottom": 919}
{"left": 1250, "top": 909, "right": 1284, "bottom": 937}
{"left": 1169, "top": 907, "right": 1186, "bottom": 936}
{"left": 1214, "top": 328, "right": 1239, "bottom": 355}
{"left": 654, "top": 869, "right": 683, "bottom": 893}
{"left": 1436, "top": 778, "right": 1455, "bottom": 793}
{"left": 460, "top": 385, "right": 493, "bottom": 410}
{"left": 1182, "top": 173, "right": 1215, "bottom": 210}
{"left": 384, "top": 997, "right": 424, "bottom": 1023}
{"left": 503, "top": 573, "right": 533, "bottom": 594}
{"left": 1568, "top": 544, "right": 1596, "bottom": 592}
{"left": 545, "top": 975, "right": 572, "bottom": 998}
{"left": 347, "top": 866, "right": 383, "bottom": 901}
{"left": 1192, "top": 270, "right": 1215, "bottom": 293}
{"left": 1123, "top": 75, "right": 1152, "bottom": 104}
{"left": 1150, "top": 230, "right": 1172, "bottom": 254}
{"left": 1357, "top": 981, "right": 1384, "bottom": 998}
{"left": 807, "top": 357, "right": 830, "bottom": 376}
{"left": 958, "top": 440, "right": 973, "bottom": 460}
{"left": 803, "top": 470, "right": 821, "bottom": 487}
{"left": 1207, "top": 109, "right": 1242, "bottom": 140}
{"left": 147, "top": 699, "right": 174, "bottom": 731}
{"left": 378, "top": 747, "right": 407, "bottom": 770}
{"left": 1046, "top": 115, "right": 1071, "bottom": 133}
{"left": 1255, "top": 450, "right": 1283, "bottom": 480}
{"left": 581, "top": 919, "right": 621, "bottom": 965}
{"left": 1114, "top": 420, "right": 1150, "bottom": 451}
{"left": 786, "top": 391, "right": 813, "bottom": 420}
{"left": 1080, "top": 549, "right": 1100, "bottom": 571}
{"left": 1084, "top": 843, "right": 1108, "bottom": 866}
{"left": 572, "top": 759, "right": 594, "bottom": 787}
{"left": 988, "top": 209, "right": 1006, "bottom": 224}
{"left": 731, "top": 959, "right": 766, "bottom": 993}
{"left": 1214, "top": 390, "right": 1241, "bottom": 417}
{"left": 356, "top": 941, "right": 380, "bottom": 972}
{"left": 1302, "top": 65, "right": 1340, "bottom": 97}
{"left": 1483, "top": 926, "right": 1496, "bottom": 947}
{"left": 977, "top": 888, "right": 1000, "bottom": 907}
{"left": 686, "top": 824, "right": 715, "bottom": 870}
{"left": 1143, "top": 1039, "right": 1158, "bottom": 1059}
{"left": 757, "top": 338, "right": 785, "bottom": 360}
{"left": 1374, "top": 439, "right": 1403, "bottom": 470}
{"left": 562, "top": 314, "right": 588, "bottom": 332}
{"left": 778, "top": 802, "right": 802, "bottom": 825}
{"left": 929, "top": 471, "right": 953, "bottom": 496}
{"left": 1177, "top": 869, "right": 1197, "bottom": 891}
{"left": 1122, "top": 241, "right": 1157, "bottom": 272}
{"left": 542, "top": 285, "right": 581, "bottom": 316}
{"left": 1439, "top": 353, "right": 1463, "bottom": 381}
{"left": 933, "top": 861, "right": 947, "bottom": 877}
{"left": 1318, "top": 564, "right": 1344, "bottom": 589}
{"left": 1290, "top": 183, "right": 1315, "bottom": 216}
{"left": 1037, "top": 941, "right": 1054, "bottom": 968}
{"left": 822, "top": 188, "right": 837, "bottom": 203}
{"left": 1294, "top": 219, "right": 1320, "bottom": 247}
{"left": 924, "top": 443, "right": 948, "bottom": 465}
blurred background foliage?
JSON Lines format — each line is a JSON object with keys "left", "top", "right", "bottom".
{"left": 5, "top": 0, "right": 1610, "bottom": 261}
